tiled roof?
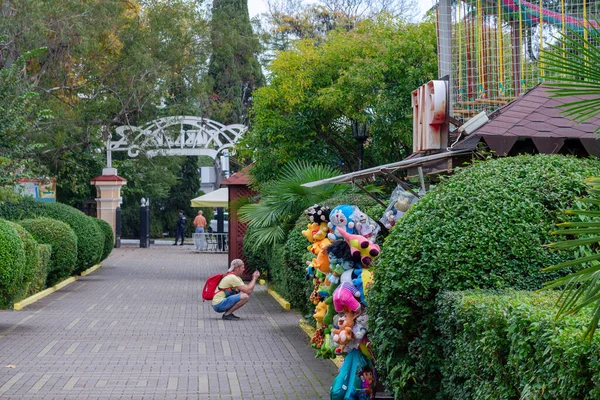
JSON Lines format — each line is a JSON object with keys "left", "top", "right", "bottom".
{"left": 90, "top": 175, "right": 127, "bottom": 183}
{"left": 475, "top": 85, "right": 600, "bottom": 138}
{"left": 221, "top": 166, "right": 253, "bottom": 186}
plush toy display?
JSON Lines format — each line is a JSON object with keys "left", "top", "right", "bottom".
{"left": 337, "top": 227, "right": 381, "bottom": 268}
{"left": 328, "top": 205, "right": 358, "bottom": 241}
{"left": 301, "top": 202, "right": 377, "bottom": 398}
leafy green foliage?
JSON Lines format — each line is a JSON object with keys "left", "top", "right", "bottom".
{"left": 6, "top": 221, "right": 40, "bottom": 301}
{"left": 369, "top": 154, "right": 600, "bottom": 398}
{"left": 239, "top": 17, "right": 437, "bottom": 183}
{"left": 0, "top": 52, "right": 50, "bottom": 186}
{"left": 239, "top": 161, "right": 347, "bottom": 249}
{"left": 0, "top": 219, "right": 27, "bottom": 308}
{"left": 0, "top": 195, "right": 43, "bottom": 221}
{"left": 36, "top": 203, "right": 104, "bottom": 273}
{"left": 438, "top": 290, "right": 600, "bottom": 399}
{"left": 19, "top": 218, "right": 77, "bottom": 286}
{"left": 93, "top": 218, "right": 114, "bottom": 262}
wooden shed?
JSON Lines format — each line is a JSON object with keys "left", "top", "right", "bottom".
{"left": 221, "top": 168, "right": 258, "bottom": 278}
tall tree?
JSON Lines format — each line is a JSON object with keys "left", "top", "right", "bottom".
{"left": 0, "top": 0, "right": 211, "bottom": 205}
{"left": 207, "top": 0, "right": 264, "bottom": 124}
{"left": 238, "top": 17, "right": 437, "bottom": 186}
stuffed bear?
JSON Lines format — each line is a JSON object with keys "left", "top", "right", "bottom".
{"left": 354, "top": 212, "right": 380, "bottom": 244}
{"left": 332, "top": 311, "right": 358, "bottom": 354}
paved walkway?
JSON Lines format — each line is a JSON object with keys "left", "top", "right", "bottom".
{"left": 0, "top": 246, "right": 337, "bottom": 399}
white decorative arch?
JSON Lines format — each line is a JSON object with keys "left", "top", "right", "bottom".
{"left": 106, "top": 116, "right": 247, "bottom": 166}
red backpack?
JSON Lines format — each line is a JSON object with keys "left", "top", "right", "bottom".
{"left": 202, "top": 272, "right": 233, "bottom": 301}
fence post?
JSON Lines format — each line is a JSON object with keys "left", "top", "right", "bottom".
{"left": 140, "top": 198, "right": 150, "bottom": 248}
{"left": 115, "top": 207, "right": 122, "bottom": 248}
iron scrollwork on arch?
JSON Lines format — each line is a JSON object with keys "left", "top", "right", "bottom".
{"left": 106, "top": 116, "right": 247, "bottom": 165}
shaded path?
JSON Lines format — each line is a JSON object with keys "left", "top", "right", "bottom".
{"left": 0, "top": 246, "right": 336, "bottom": 399}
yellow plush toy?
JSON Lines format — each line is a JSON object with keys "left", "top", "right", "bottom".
{"left": 313, "top": 301, "right": 328, "bottom": 327}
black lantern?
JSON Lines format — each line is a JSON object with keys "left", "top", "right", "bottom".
{"left": 351, "top": 120, "right": 369, "bottom": 171}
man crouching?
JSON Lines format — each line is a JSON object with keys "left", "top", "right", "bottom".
{"left": 212, "top": 259, "right": 260, "bottom": 320}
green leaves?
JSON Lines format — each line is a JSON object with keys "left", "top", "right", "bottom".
{"left": 543, "top": 177, "right": 600, "bottom": 341}
{"left": 239, "top": 18, "right": 437, "bottom": 183}
{"left": 238, "top": 161, "right": 347, "bottom": 249}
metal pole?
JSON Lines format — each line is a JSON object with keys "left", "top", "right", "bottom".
{"left": 140, "top": 198, "right": 148, "bottom": 248}
{"left": 358, "top": 142, "right": 364, "bottom": 171}
{"left": 115, "top": 207, "right": 121, "bottom": 248}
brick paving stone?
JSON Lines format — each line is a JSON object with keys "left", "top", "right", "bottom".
{"left": 0, "top": 245, "right": 337, "bottom": 399}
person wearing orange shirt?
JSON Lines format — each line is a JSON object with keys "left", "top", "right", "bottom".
{"left": 193, "top": 210, "right": 207, "bottom": 250}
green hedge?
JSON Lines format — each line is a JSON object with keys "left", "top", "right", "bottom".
{"left": 0, "top": 195, "right": 42, "bottom": 221}
{"left": 369, "top": 154, "right": 600, "bottom": 398}
{"left": 438, "top": 291, "right": 600, "bottom": 399}
{"left": 19, "top": 218, "right": 78, "bottom": 286}
{"left": 29, "top": 244, "right": 51, "bottom": 296}
{"left": 7, "top": 221, "right": 40, "bottom": 301}
{"left": 0, "top": 219, "right": 27, "bottom": 308}
{"left": 93, "top": 217, "right": 114, "bottom": 261}
{"left": 36, "top": 203, "right": 104, "bottom": 273}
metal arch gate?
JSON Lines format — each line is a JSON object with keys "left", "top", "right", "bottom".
{"left": 106, "top": 116, "right": 247, "bottom": 166}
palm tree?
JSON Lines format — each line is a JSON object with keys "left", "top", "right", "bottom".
{"left": 543, "top": 178, "right": 600, "bottom": 341}
{"left": 541, "top": 24, "right": 600, "bottom": 340}
{"left": 238, "top": 161, "right": 348, "bottom": 250}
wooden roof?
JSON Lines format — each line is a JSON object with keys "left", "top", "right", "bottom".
{"left": 460, "top": 85, "right": 600, "bottom": 157}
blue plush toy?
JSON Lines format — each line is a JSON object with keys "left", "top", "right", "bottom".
{"left": 328, "top": 205, "right": 358, "bottom": 241}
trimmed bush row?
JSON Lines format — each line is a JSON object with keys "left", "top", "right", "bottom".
{"left": 0, "top": 201, "right": 113, "bottom": 273}
{"left": 437, "top": 291, "right": 600, "bottom": 399}
{"left": 0, "top": 219, "right": 27, "bottom": 308}
{"left": 30, "top": 244, "right": 52, "bottom": 296}
{"left": 369, "top": 154, "right": 600, "bottom": 397}
{"left": 7, "top": 221, "right": 40, "bottom": 301}
{"left": 19, "top": 218, "right": 78, "bottom": 287}
{"left": 35, "top": 203, "right": 104, "bottom": 273}
{"left": 94, "top": 217, "right": 114, "bottom": 261}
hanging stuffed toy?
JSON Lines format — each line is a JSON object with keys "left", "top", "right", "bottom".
{"left": 354, "top": 212, "right": 380, "bottom": 244}
{"left": 325, "top": 240, "right": 355, "bottom": 284}
{"left": 332, "top": 311, "right": 358, "bottom": 354}
{"left": 328, "top": 205, "right": 358, "bottom": 241}
{"left": 338, "top": 227, "right": 381, "bottom": 268}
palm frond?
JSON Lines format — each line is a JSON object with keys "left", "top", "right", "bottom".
{"left": 542, "top": 24, "right": 600, "bottom": 127}
{"left": 544, "top": 177, "right": 600, "bottom": 341}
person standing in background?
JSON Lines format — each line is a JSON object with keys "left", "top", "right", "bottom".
{"left": 173, "top": 210, "right": 187, "bottom": 246}
{"left": 193, "top": 210, "right": 207, "bottom": 250}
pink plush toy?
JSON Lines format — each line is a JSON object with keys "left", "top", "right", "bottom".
{"left": 333, "top": 282, "right": 361, "bottom": 313}
{"left": 337, "top": 227, "right": 381, "bottom": 268}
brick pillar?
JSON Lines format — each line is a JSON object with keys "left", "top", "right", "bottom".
{"left": 90, "top": 168, "right": 127, "bottom": 246}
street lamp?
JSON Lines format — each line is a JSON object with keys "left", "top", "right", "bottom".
{"left": 351, "top": 120, "right": 369, "bottom": 171}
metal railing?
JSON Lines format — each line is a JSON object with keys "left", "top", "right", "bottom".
{"left": 193, "top": 233, "right": 228, "bottom": 253}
